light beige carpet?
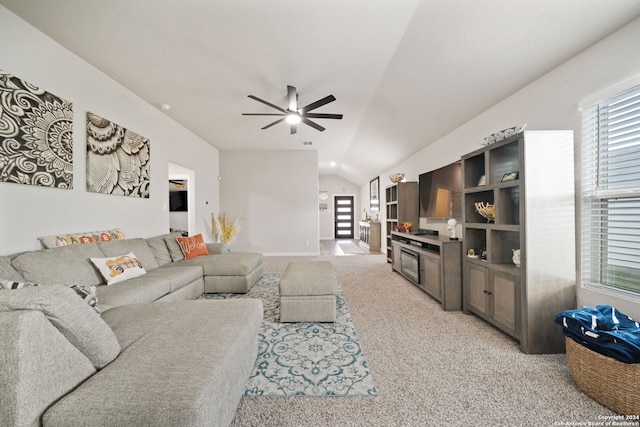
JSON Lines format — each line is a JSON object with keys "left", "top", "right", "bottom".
{"left": 231, "top": 254, "right": 614, "bottom": 427}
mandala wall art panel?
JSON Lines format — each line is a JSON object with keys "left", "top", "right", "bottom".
{"left": 86, "top": 112, "right": 150, "bottom": 198}
{"left": 0, "top": 70, "right": 73, "bottom": 189}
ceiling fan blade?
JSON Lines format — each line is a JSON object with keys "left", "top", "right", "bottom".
{"left": 304, "top": 113, "right": 343, "bottom": 120}
{"left": 287, "top": 85, "right": 297, "bottom": 112}
{"left": 300, "top": 95, "right": 336, "bottom": 113}
{"left": 242, "top": 113, "right": 286, "bottom": 116}
{"left": 302, "top": 118, "right": 326, "bottom": 132}
{"left": 248, "top": 95, "right": 287, "bottom": 113}
{"left": 261, "top": 117, "right": 286, "bottom": 130}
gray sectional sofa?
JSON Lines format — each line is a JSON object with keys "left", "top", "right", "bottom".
{"left": 0, "top": 232, "right": 265, "bottom": 427}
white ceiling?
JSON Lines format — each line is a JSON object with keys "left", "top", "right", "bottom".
{"left": 3, "top": 0, "right": 640, "bottom": 185}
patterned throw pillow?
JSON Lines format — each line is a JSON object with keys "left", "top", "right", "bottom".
{"left": 38, "top": 228, "right": 126, "bottom": 249}
{"left": 0, "top": 279, "right": 100, "bottom": 313}
{"left": 0, "top": 279, "right": 36, "bottom": 290}
{"left": 176, "top": 233, "right": 210, "bottom": 260}
{"left": 90, "top": 252, "right": 146, "bottom": 285}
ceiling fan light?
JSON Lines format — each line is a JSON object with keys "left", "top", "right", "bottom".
{"left": 286, "top": 113, "right": 301, "bottom": 124}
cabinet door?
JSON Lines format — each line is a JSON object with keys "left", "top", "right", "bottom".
{"left": 490, "top": 270, "right": 518, "bottom": 334}
{"left": 391, "top": 244, "right": 401, "bottom": 272}
{"left": 421, "top": 254, "right": 441, "bottom": 299}
{"left": 466, "top": 263, "right": 488, "bottom": 315}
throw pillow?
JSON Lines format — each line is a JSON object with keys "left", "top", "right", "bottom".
{"left": 90, "top": 252, "right": 146, "bottom": 285}
{"left": 164, "top": 232, "right": 185, "bottom": 261}
{"left": 38, "top": 228, "right": 126, "bottom": 249}
{"left": 176, "top": 234, "right": 210, "bottom": 260}
{"left": 0, "top": 278, "right": 36, "bottom": 290}
{"left": 0, "top": 284, "right": 120, "bottom": 369}
{"left": 0, "top": 279, "right": 100, "bottom": 313}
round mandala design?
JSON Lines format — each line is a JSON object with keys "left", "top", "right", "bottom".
{"left": 21, "top": 100, "right": 73, "bottom": 176}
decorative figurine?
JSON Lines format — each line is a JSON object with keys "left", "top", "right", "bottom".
{"left": 512, "top": 249, "right": 521, "bottom": 267}
{"left": 447, "top": 218, "right": 458, "bottom": 240}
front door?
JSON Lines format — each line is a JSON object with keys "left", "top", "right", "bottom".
{"left": 334, "top": 196, "right": 355, "bottom": 238}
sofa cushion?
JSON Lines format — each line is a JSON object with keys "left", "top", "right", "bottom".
{"left": 0, "top": 310, "right": 96, "bottom": 427}
{"left": 98, "top": 238, "right": 159, "bottom": 272}
{"left": 11, "top": 243, "right": 106, "bottom": 287}
{"left": 0, "top": 285, "right": 120, "bottom": 369}
{"left": 145, "top": 234, "right": 173, "bottom": 266}
{"left": 0, "top": 254, "right": 24, "bottom": 282}
{"left": 164, "top": 232, "right": 185, "bottom": 261}
{"left": 177, "top": 234, "right": 210, "bottom": 260}
{"left": 154, "top": 264, "right": 204, "bottom": 292}
{"left": 94, "top": 265, "right": 200, "bottom": 309}
{"left": 90, "top": 252, "right": 147, "bottom": 285}
{"left": 205, "top": 243, "right": 229, "bottom": 254}
{"left": 182, "top": 252, "right": 263, "bottom": 276}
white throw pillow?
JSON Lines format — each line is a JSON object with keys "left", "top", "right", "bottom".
{"left": 90, "top": 252, "right": 146, "bottom": 285}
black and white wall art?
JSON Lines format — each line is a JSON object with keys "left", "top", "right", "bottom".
{"left": 0, "top": 70, "right": 73, "bottom": 189}
{"left": 86, "top": 112, "right": 150, "bottom": 198}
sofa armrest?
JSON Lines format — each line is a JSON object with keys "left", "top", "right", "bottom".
{"left": 206, "top": 243, "right": 229, "bottom": 254}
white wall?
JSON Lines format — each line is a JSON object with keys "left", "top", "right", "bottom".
{"left": 318, "top": 175, "right": 361, "bottom": 239}
{"left": 219, "top": 150, "right": 319, "bottom": 255}
{"left": 368, "top": 17, "right": 640, "bottom": 319}
{"left": 0, "top": 7, "right": 220, "bottom": 255}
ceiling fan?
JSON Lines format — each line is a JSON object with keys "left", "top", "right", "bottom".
{"left": 242, "top": 85, "right": 343, "bottom": 134}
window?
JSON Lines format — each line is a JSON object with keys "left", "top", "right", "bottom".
{"left": 582, "top": 83, "right": 640, "bottom": 295}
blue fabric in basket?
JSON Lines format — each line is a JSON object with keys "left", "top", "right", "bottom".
{"left": 554, "top": 305, "right": 640, "bottom": 364}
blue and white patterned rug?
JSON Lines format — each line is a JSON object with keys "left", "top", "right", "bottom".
{"left": 202, "top": 272, "right": 378, "bottom": 397}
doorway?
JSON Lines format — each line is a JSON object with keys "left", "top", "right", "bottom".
{"left": 334, "top": 195, "right": 355, "bottom": 238}
{"left": 168, "top": 162, "right": 195, "bottom": 236}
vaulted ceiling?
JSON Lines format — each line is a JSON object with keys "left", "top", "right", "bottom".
{"left": 3, "top": 0, "right": 640, "bottom": 185}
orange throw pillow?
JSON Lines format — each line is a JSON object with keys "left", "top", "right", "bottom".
{"left": 176, "top": 234, "right": 210, "bottom": 260}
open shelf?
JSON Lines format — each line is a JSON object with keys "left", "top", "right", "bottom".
{"left": 463, "top": 151, "right": 486, "bottom": 188}
{"left": 496, "top": 186, "right": 520, "bottom": 225}
{"left": 489, "top": 139, "right": 520, "bottom": 185}
{"left": 464, "top": 190, "right": 494, "bottom": 224}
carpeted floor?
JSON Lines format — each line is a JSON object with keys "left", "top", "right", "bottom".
{"left": 231, "top": 254, "right": 615, "bottom": 427}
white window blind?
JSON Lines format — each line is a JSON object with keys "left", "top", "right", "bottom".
{"left": 582, "top": 83, "right": 640, "bottom": 295}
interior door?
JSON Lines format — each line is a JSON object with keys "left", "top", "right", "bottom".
{"left": 334, "top": 196, "right": 354, "bottom": 238}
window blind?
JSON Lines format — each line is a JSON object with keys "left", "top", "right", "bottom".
{"left": 582, "top": 83, "right": 640, "bottom": 295}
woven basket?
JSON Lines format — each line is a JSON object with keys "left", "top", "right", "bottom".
{"left": 565, "top": 337, "right": 640, "bottom": 415}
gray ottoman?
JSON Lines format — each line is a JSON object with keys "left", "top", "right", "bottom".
{"left": 279, "top": 261, "right": 337, "bottom": 323}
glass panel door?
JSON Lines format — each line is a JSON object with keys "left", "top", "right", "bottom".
{"left": 334, "top": 196, "right": 354, "bottom": 238}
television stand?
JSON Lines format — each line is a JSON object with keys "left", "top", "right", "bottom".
{"left": 390, "top": 231, "right": 462, "bottom": 311}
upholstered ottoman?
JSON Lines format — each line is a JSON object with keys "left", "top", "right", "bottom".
{"left": 279, "top": 261, "right": 337, "bottom": 323}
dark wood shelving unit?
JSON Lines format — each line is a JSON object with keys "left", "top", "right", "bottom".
{"left": 461, "top": 131, "right": 576, "bottom": 354}
{"left": 385, "top": 182, "right": 418, "bottom": 263}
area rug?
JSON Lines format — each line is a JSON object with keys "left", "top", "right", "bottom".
{"left": 337, "top": 241, "right": 367, "bottom": 255}
{"left": 201, "top": 272, "right": 378, "bottom": 397}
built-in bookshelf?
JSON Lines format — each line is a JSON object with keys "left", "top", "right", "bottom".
{"left": 385, "top": 182, "right": 418, "bottom": 262}
{"left": 461, "top": 131, "right": 576, "bottom": 354}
